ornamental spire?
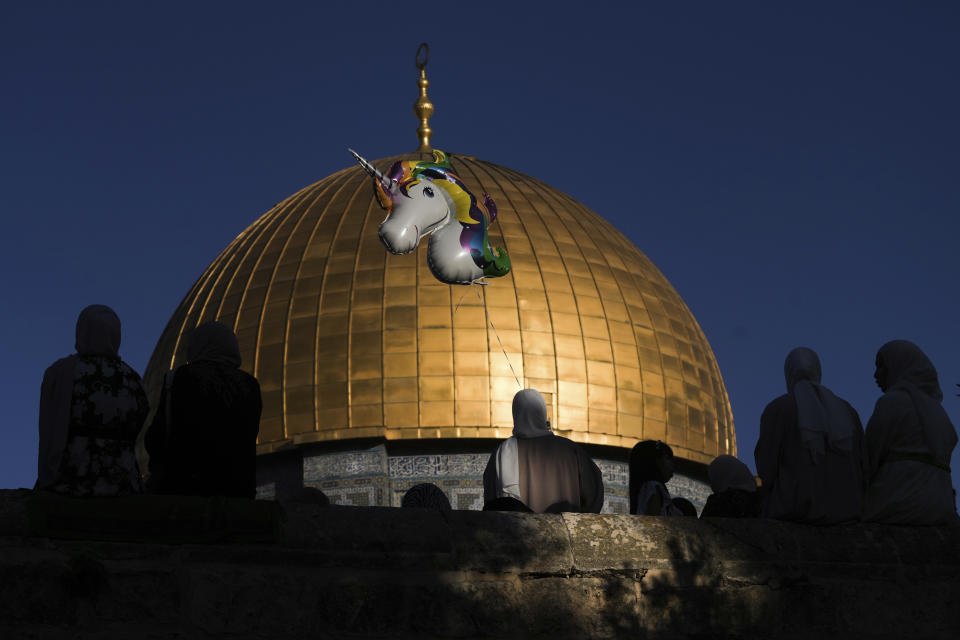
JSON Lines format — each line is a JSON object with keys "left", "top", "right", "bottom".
{"left": 413, "top": 43, "right": 434, "bottom": 152}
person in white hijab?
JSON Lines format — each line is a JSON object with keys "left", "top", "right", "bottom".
{"left": 144, "top": 321, "right": 261, "bottom": 498}
{"left": 862, "top": 340, "right": 958, "bottom": 524}
{"left": 36, "top": 305, "right": 148, "bottom": 495}
{"left": 754, "top": 347, "right": 865, "bottom": 524}
{"left": 483, "top": 389, "right": 604, "bottom": 513}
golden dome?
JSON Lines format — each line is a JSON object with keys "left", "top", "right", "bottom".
{"left": 144, "top": 152, "right": 735, "bottom": 465}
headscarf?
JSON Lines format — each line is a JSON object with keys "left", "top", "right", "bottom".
{"left": 784, "top": 347, "right": 857, "bottom": 465}
{"left": 511, "top": 389, "right": 552, "bottom": 438}
{"left": 707, "top": 454, "right": 757, "bottom": 494}
{"left": 38, "top": 304, "right": 122, "bottom": 488}
{"left": 401, "top": 483, "right": 452, "bottom": 510}
{"left": 629, "top": 440, "right": 673, "bottom": 483}
{"left": 75, "top": 304, "right": 121, "bottom": 357}
{"left": 493, "top": 389, "right": 553, "bottom": 500}
{"left": 876, "top": 340, "right": 957, "bottom": 464}
{"left": 185, "top": 322, "right": 242, "bottom": 367}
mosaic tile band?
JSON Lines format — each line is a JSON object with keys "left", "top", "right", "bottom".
{"left": 257, "top": 445, "right": 710, "bottom": 514}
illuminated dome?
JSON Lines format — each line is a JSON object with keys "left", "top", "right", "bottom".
{"left": 144, "top": 151, "right": 735, "bottom": 468}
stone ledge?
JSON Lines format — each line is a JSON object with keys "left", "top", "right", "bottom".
{"left": 0, "top": 490, "right": 957, "bottom": 638}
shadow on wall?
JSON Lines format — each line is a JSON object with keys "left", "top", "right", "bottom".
{"left": 325, "top": 512, "right": 778, "bottom": 638}
{"left": 404, "top": 516, "right": 779, "bottom": 638}
{"left": 273, "top": 506, "right": 660, "bottom": 638}
{"left": 277, "top": 507, "right": 577, "bottom": 637}
{"left": 640, "top": 535, "right": 772, "bottom": 639}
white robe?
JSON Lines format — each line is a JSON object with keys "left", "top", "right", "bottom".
{"left": 484, "top": 389, "right": 604, "bottom": 513}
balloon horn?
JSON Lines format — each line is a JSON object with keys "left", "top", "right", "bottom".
{"left": 348, "top": 149, "right": 397, "bottom": 193}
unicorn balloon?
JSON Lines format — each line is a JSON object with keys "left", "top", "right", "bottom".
{"left": 349, "top": 149, "right": 511, "bottom": 285}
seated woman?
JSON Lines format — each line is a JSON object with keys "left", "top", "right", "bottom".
{"left": 754, "top": 347, "right": 865, "bottom": 524}
{"left": 483, "top": 389, "right": 604, "bottom": 513}
{"left": 629, "top": 440, "right": 684, "bottom": 515}
{"left": 700, "top": 454, "right": 761, "bottom": 518}
{"left": 401, "top": 483, "right": 452, "bottom": 510}
{"left": 144, "top": 322, "right": 261, "bottom": 499}
{"left": 862, "top": 340, "right": 958, "bottom": 524}
{"left": 37, "top": 305, "right": 148, "bottom": 496}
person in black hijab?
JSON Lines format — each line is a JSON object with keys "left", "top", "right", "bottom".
{"left": 862, "top": 340, "right": 958, "bottom": 524}
{"left": 145, "top": 322, "right": 261, "bottom": 498}
{"left": 37, "top": 305, "right": 148, "bottom": 496}
{"left": 754, "top": 347, "right": 865, "bottom": 524}
{"left": 700, "top": 455, "right": 761, "bottom": 518}
{"left": 401, "top": 483, "right": 452, "bottom": 510}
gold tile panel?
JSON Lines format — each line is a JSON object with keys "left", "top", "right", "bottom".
{"left": 420, "top": 376, "right": 454, "bottom": 401}
{"left": 555, "top": 357, "right": 586, "bottom": 382}
{"left": 616, "top": 366, "right": 642, "bottom": 393}
{"left": 619, "top": 412, "right": 644, "bottom": 438}
{"left": 419, "top": 351, "right": 453, "bottom": 376}
{"left": 588, "top": 384, "right": 617, "bottom": 412}
{"left": 144, "top": 153, "right": 735, "bottom": 465}
{"left": 384, "top": 376, "right": 418, "bottom": 402}
{"left": 454, "top": 351, "right": 489, "bottom": 376}
{"left": 383, "top": 401, "right": 418, "bottom": 427}
{"left": 351, "top": 403, "right": 382, "bottom": 427}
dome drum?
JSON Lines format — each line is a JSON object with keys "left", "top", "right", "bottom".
{"left": 254, "top": 438, "right": 712, "bottom": 513}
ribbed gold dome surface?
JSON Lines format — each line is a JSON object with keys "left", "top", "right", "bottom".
{"left": 144, "top": 153, "right": 735, "bottom": 464}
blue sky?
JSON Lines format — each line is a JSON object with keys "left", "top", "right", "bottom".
{"left": 2, "top": 2, "right": 958, "bottom": 504}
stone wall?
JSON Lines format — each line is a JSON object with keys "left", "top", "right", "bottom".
{"left": 0, "top": 490, "right": 957, "bottom": 639}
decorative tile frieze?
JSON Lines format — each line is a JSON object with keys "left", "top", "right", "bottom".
{"left": 258, "top": 449, "right": 709, "bottom": 514}
{"left": 596, "top": 459, "right": 630, "bottom": 489}
{"left": 388, "top": 453, "right": 489, "bottom": 478}
{"left": 315, "top": 476, "right": 386, "bottom": 507}
{"left": 302, "top": 445, "right": 388, "bottom": 481}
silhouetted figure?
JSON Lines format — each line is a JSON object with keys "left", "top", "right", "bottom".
{"left": 700, "top": 454, "right": 761, "bottom": 518}
{"left": 402, "top": 483, "right": 452, "bottom": 510}
{"left": 482, "top": 496, "right": 534, "bottom": 512}
{"left": 145, "top": 322, "right": 261, "bottom": 499}
{"left": 754, "top": 347, "right": 865, "bottom": 524}
{"left": 862, "top": 340, "right": 958, "bottom": 524}
{"left": 37, "top": 305, "right": 148, "bottom": 496}
{"left": 483, "top": 389, "right": 604, "bottom": 513}
{"left": 671, "top": 496, "right": 697, "bottom": 517}
{"left": 629, "top": 440, "right": 684, "bottom": 515}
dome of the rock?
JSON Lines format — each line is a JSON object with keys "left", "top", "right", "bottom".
{"left": 143, "top": 151, "right": 735, "bottom": 509}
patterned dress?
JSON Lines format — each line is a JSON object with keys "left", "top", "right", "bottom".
{"left": 49, "top": 355, "right": 149, "bottom": 496}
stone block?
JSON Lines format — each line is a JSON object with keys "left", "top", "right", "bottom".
{"left": 446, "top": 510, "right": 573, "bottom": 574}
{"left": 280, "top": 504, "right": 454, "bottom": 570}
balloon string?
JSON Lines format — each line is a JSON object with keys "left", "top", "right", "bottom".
{"left": 476, "top": 284, "right": 522, "bottom": 389}
{"left": 453, "top": 286, "right": 471, "bottom": 316}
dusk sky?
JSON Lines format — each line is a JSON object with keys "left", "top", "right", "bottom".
{"left": 3, "top": 2, "right": 958, "bottom": 505}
